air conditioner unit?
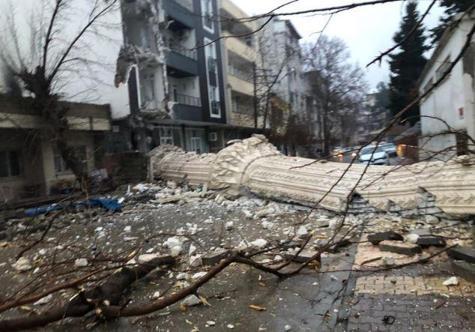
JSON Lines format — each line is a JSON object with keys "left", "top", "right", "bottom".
{"left": 209, "top": 132, "right": 218, "bottom": 142}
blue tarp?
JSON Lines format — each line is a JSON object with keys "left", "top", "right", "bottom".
{"left": 24, "top": 198, "right": 121, "bottom": 217}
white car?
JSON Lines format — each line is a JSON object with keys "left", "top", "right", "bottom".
{"left": 380, "top": 143, "right": 397, "bottom": 157}
{"left": 358, "top": 146, "right": 389, "bottom": 165}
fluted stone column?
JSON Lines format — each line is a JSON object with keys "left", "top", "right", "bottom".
{"left": 150, "top": 135, "right": 475, "bottom": 215}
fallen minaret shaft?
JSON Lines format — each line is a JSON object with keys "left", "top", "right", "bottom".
{"left": 150, "top": 135, "right": 475, "bottom": 215}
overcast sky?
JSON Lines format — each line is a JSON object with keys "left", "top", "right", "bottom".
{"left": 232, "top": 0, "right": 444, "bottom": 90}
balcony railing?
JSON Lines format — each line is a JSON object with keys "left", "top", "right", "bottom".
{"left": 228, "top": 65, "right": 253, "bottom": 82}
{"left": 173, "top": 93, "right": 201, "bottom": 107}
{"left": 167, "top": 41, "right": 197, "bottom": 60}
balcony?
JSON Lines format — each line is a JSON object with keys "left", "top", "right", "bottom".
{"left": 228, "top": 65, "right": 252, "bottom": 82}
{"left": 173, "top": 93, "right": 201, "bottom": 107}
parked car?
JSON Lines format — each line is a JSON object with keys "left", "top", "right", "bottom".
{"left": 379, "top": 142, "right": 397, "bottom": 157}
{"left": 358, "top": 145, "right": 389, "bottom": 165}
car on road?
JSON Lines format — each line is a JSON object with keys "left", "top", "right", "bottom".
{"left": 379, "top": 142, "right": 397, "bottom": 157}
{"left": 358, "top": 145, "right": 389, "bottom": 165}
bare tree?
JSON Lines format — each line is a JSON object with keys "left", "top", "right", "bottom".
{"left": 0, "top": 0, "right": 120, "bottom": 191}
{"left": 303, "top": 36, "right": 367, "bottom": 156}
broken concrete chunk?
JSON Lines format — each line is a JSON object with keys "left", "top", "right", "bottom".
{"left": 379, "top": 240, "right": 422, "bottom": 256}
{"left": 192, "top": 271, "right": 207, "bottom": 279}
{"left": 170, "top": 246, "right": 182, "bottom": 257}
{"left": 405, "top": 233, "right": 419, "bottom": 244}
{"left": 189, "top": 255, "right": 202, "bottom": 267}
{"left": 368, "top": 231, "right": 404, "bottom": 245}
{"left": 74, "top": 258, "right": 88, "bottom": 267}
{"left": 138, "top": 253, "right": 162, "bottom": 264}
{"left": 416, "top": 235, "right": 446, "bottom": 247}
{"left": 181, "top": 295, "right": 202, "bottom": 307}
{"left": 296, "top": 225, "right": 308, "bottom": 238}
{"left": 442, "top": 276, "right": 459, "bottom": 286}
{"left": 225, "top": 221, "right": 234, "bottom": 230}
{"left": 202, "top": 249, "right": 229, "bottom": 265}
{"left": 451, "top": 260, "right": 475, "bottom": 283}
{"left": 13, "top": 257, "right": 32, "bottom": 272}
{"left": 283, "top": 249, "right": 318, "bottom": 263}
{"left": 448, "top": 246, "right": 475, "bottom": 264}
{"left": 250, "top": 239, "right": 268, "bottom": 249}
{"left": 33, "top": 294, "right": 53, "bottom": 305}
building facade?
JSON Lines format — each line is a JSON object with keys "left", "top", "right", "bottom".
{"left": 0, "top": 96, "right": 111, "bottom": 204}
{"left": 116, "top": 0, "right": 228, "bottom": 154}
{"left": 418, "top": 12, "right": 475, "bottom": 160}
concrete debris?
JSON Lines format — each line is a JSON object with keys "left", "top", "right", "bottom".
{"left": 415, "top": 235, "right": 446, "bottom": 247}
{"left": 296, "top": 225, "right": 309, "bottom": 238}
{"left": 202, "top": 249, "right": 229, "bottom": 265}
{"left": 206, "top": 321, "right": 216, "bottom": 326}
{"left": 192, "top": 271, "right": 207, "bottom": 279}
{"left": 13, "top": 257, "right": 32, "bottom": 272}
{"left": 442, "top": 276, "right": 459, "bottom": 286}
{"left": 33, "top": 294, "right": 53, "bottom": 306}
{"left": 225, "top": 221, "right": 234, "bottom": 230}
{"left": 284, "top": 324, "right": 292, "bottom": 331}
{"left": 250, "top": 239, "right": 268, "bottom": 249}
{"left": 152, "top": 291, "right": 161, "bottom": 299}
{"left": 379, "top": 240, "right": 422, "bottom": 256}
{"left": 368, "top": 231, "right": 404, "bottom": 245}
{"left": 74, "top": 258, "right": 88, "bottom": 267}
{"left": 181, "top": 295, "right": 202, "bottom": 307}
{"left": 448, "top": 246, "right": 475, "bottom": 263}
{"left": 451, "top": 260, "right": 475, "bottom": 283}
{"left": 189, "top": 255, "right": 202, "bottom": 267}
{"left": 138, "top": 254, "right": 162, "bottom": 264}
{"left": 188, "top": 244, "right": 197, "bottom": 256}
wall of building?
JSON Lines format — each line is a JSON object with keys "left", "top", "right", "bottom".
{"left": 419, "top": 18, "right": 475, "bottom": 160}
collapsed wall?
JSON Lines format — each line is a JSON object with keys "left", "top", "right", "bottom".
{"left": 149, "top": 135, "right": 475, "bottom": 216}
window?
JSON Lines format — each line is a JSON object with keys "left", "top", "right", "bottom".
{"left": 205, "top": 38, "right": 221, "bottom": 118}
{"left": 141, "top": 73, "right": 155, "bottom": 104}
{"left": 54, "top": 146, "right": 87, "bottom": 174}
{"left": 209, "top": 86, "right": 220, "bottom": 116}
{"left": 0, "top": 150, "right": 21, "bottom": 178}
{"left": 202, "top": 0, "right": 214, "bottom": 32}
{"left": 159, "top": 127, "right": 174, "bottom": 145}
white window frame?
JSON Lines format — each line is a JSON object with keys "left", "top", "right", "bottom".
{"left": 201, "top": 0, "right": 214, "bottom": 33}
{"left": 159, "top": 127, "right": 174, "bottom": 145}
{"left": 204, "top": 37, "right": 221, "bottom": 118}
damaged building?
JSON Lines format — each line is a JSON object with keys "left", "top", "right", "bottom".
{"left": 111, "top": 0, "right": 230, "bottom": 154}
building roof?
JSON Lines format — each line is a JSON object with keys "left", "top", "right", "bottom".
{"left": 284, "top": 19, "right": 302, "bottom": 40}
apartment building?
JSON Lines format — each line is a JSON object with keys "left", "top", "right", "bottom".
{"left": 219, "top": 0, "right": 263, "bottom": 140}
{"left": 117, "top": 0, "right": 227, "bottom": 153}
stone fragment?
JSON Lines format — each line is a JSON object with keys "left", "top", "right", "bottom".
{"left": 170, "top": 246, "right": 182, "bottom": 257}
{"left": 202, "top": 249, "right": 229, "bottom": 265}
{"left": 74, "top": 258, "right": 88, "bottom": 267}
{"left": 206, "top": 321, "right": 216, "bottom": 326}
{"left": 451, "top": 260, "right": 475, "bottom": 283}
{"left": 33, "top": 294, "right": 52, "bottom": 305}
{"left": 188, "top": 244, "right": 197, "bottom": 256}
{"left": 181, "top": 295, "right": 201, "bottom": 307}
{"left": 416, "top": 235, "right": 446, "bottom": 247}
{"left": 250, "top": 239, "right": 268, "bottom": 249}
{"left": 283, "top": 249, "right": 318, "bottom": 263}
{"left": 13, "top": 257, "right": 32, "bottom": 272}
{"left": 448, "top": 246, "right": 475, "bottom": 263}
{"left": 138, "top": 254, "right": 161, "bottom": 264}
{"left": 284, "top": 325, "right": 292, "bottom": 331}
{"left": 442, "top": 276, "right": 459, "bottom": 286}
{"left": 379, "top": 240, "right": 422, "bottom": 256}
{"left": 152, "top": 291, "right": 161, "bottom": 299}
{"left": 192, "top": 271, "right": 207, "bottom": 279}
{"left": 225, "top": 221, "right": 234, "bottom": 230}
{"left": 368, "top": 231, "right": 404, "bottom": 245}
{"left": 296, "top": 225, "right": 308, "bottom": 237}
{"left": 189, "top": 255, "right": 202, "bottom": 267}
{"left": 405, "top": 233, "right": 419, "bottom": 244}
